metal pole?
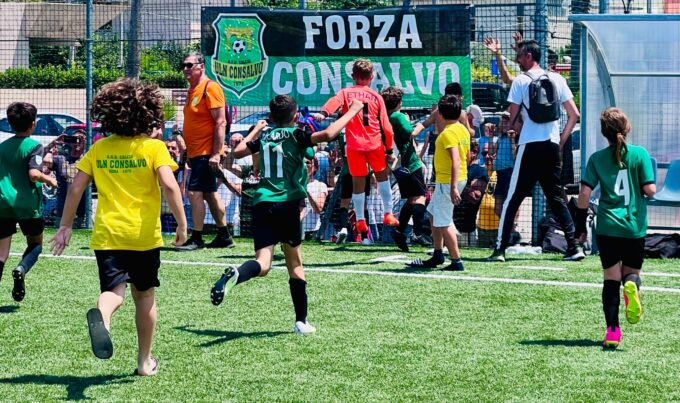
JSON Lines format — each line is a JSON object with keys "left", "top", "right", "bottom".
{"left": 299, "top": 0, "right": 305, "bottom": 9}
{"left": 647, "top": 0, "right": 652, "bottom": 13}
{"left": 535, "top": 0, "right": 548, "bottom": 68}
{"left": 126, "top": 0, "right": 141, "bottom": 77}
{"left": 598, "top": 0, "right": 608, "bottom": 14}
{"left": 85, "top": 0, "right": 93, "bottom": 228}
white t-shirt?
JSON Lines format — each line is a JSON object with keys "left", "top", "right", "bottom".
{"left": 303, "top": 180, "right": 328, "bottom": 232}
{"left": 507, "top": 69, "right": 573, "bottom": 145}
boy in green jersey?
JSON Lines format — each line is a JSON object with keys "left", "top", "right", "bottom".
{"left": 380, "top": 86, "right": 436, "bottom": 252}
{"left": 0, "top": 102, "right": 57, "bottom": 302}
{"left": 575, "top": 108, "right": 656, "bottom": 349}
{"left": 211, "top": 95, "right": 363, "bottom": 335}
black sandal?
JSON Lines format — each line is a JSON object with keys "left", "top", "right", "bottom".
{"left": 86, "top": 308, "right": 113, "bottom": 359}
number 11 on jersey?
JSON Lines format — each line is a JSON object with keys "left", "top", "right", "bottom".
{"left": 263, "top": 143, "right": 284, "bottom": 179}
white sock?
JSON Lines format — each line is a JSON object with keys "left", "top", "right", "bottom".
{"left": 352, "top": 193, "right": 366, "bottom": 220}
{"left": 378, "top": 180, "right": 393, "bottom": 214}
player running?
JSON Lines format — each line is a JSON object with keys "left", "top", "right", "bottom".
{"left": 575, "top": 108, "right": 655, "bottom": 349}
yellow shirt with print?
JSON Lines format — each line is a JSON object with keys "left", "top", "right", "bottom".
{"left": 478, "top": 170, "right": 500, "bottom": 230}
{"left": 77, "top": 135, "right": 178, "bottom": 250}
{"left": 433, "top": 122, "right": 470, "bottom": 184}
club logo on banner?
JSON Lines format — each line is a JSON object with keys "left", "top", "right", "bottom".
{"left": 210, "top": 14, "right": 268, "bottom": 98}
{"left": 203, "top": 6, "right": 471, "bottom": 106}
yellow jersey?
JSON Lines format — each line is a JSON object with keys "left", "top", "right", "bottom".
{"left": 433, "top": 122, "right": 470, "bottom": 184}
{"left": 77, "top": 135, "right": 178, "bottom": 250}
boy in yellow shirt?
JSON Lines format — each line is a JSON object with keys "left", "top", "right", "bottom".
{"left": 408, "top": 94, "right": 469, "bottom": 271}
{"left": 51, "top": 78, "right": 187, "bottom": 376}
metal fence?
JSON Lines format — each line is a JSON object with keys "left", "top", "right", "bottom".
{"left": 1, "top": 0, "right": 678, "bottom": 247}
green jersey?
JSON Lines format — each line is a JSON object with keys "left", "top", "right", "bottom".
{"left": 582, "top": 144, "right": 654, "bottom": 238}
{"left": 337, "top": 132, "right": 349, "bottom": 176}
{"left": 0, "top": 136, "right": 45, "bottom": 219}
{"left": 247, "top": 127, "right": 314, "bottom": 204}
{"left": 389, "top": 111, "right": 422, "bottom": 173}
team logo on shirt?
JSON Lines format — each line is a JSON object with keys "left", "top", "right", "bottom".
{"left": 209, "top": 14, "right": 268, "bottom": 98}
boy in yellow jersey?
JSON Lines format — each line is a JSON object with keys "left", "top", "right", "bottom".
{"left": 408, "top": 95, "right": 469, "bottom": 270}
{"left": 50, "top": 78, "right": 187, "bottom": 376}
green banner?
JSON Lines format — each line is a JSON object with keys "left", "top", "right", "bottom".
{"left": 206, "top": 55, "right": 471, "bottom": 106}
{"left": 202, "top": 7, "right": 472, "bottom": 106}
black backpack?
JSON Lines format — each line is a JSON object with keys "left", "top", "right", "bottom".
{"left": 522, "top": 71, "right": 560, "bottom": 123}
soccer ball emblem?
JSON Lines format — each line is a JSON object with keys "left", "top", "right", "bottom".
{"left": 232, "top": 40, "right": 246, "bottom": 54}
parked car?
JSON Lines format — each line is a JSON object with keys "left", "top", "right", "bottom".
{"left": 0, "top": 112, "right": 83, "bottom": 147}
{"left": 471, "top": 82, "right": 510, "bottom": 113}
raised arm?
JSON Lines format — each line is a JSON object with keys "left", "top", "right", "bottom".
{"left": 311, "top": 100, "right": 364, "bottom": 144}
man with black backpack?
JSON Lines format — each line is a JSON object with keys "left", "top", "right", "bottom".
{"left": 487, "top": 40, "right": 584, "bottom": 262}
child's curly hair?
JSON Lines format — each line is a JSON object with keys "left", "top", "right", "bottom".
{"left": 380, "top": 86, "right": 404, "bottom": 111}
{"left": 91, "top": 78, "right": 164, "bottom": 137}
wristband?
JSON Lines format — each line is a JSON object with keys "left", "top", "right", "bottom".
{"left": 385, "top": 149, "right": 394, "bottom": 155}
{"left": 320, "top": 111, "right": 329, "bottom": 118}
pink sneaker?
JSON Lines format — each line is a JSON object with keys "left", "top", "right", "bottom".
{"left": 603, "top": 326, "right": 621, "bottom": 349}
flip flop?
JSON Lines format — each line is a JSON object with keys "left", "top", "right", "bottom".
{"left": 133, "top": 357, "right": 158, "bottom": 376}
{"left": 86, "top": 308, "right": 113, "bottom": 359}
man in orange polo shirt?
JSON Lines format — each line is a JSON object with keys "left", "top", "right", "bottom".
{"left": 179, "top": 52, "right": 233, "bottom": 250}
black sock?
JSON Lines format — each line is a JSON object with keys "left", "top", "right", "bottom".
{"left": 623, "top": 273, "right": 642, "bottom": 290}
{"left": 216, "top": 226, "right": 231, "bottom": 239}
{"left": 235, "top": 260, "right": 261, "bottom": 285}
{"left": 20, "top": 244, "right": 42, "bottom": 275}
{"left": 432, "top": 249, "right": 444, "bottom": 260}
{"left": 191, "top": 230, "right": 203, "bottom": 241}
{"left": 602, "top": 280, "right": 621, "bottom": 328}
{"left": 398, "top": 203, "right": 413, "bottom": 233}
{"left": 411, "top": 203, "right": 427, "bottom": 236}
{"left": 289, "top": 278, "right": 308, "bottom": 323}
{"left": 339, "top": 207, "right": 349, "bottom": 233}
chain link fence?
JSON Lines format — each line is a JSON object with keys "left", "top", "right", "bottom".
{"left": 1, "top": 0, "right": 677, "bottom": 247}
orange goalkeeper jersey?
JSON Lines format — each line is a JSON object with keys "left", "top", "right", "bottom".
{"left": 321, "top": 85, "right": 394, "bottom": 152}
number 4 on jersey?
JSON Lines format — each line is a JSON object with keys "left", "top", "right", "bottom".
{"left": 614, "top": 169, "right": 630, "bottom": 206}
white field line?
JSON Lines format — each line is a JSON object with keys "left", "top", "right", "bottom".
{"left": 509, "top": 265, "right": 567, "bottom": 271}
{"left": 21, "top": 253, "right": 680, "bottom": 294}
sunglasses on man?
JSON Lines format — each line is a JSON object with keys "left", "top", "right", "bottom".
{"left": 180, "top": 62, "right": 202, "bottom": 70}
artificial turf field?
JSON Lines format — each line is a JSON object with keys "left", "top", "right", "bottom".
{"left": 1, "top": 229, "right": 680, "bottom": 401}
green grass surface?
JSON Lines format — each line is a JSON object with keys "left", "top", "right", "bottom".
{"left": 1, "top": 230, "right": 680, "bottom": 401}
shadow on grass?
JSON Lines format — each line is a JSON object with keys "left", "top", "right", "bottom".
{"left": 175, "top": 325, "right": 287, "bottom": 347}
{"left": 0, "top": 305, "right": 19, "bottom": 314}
{"left": 0, "top": 374, "right": 131, "bottom": 401}
{"left": 520, "top": 339, "right": 603, "bottom": 348}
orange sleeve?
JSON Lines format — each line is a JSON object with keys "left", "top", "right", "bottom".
{"left": 206, "top": 81, "right": 226, "bottom": 110}
{"left": 321, "top": 90, "right": 345, "bottom": 116}
{"left": 378, "top": 97, "right": 394, "bottom": 151}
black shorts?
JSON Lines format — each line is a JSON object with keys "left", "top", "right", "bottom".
{"left": 95, "top": 248, "right": 161, "bottom": 293}
{"left": 187, "top": 155, "right": 218, "bottom": 193}
{"left": 396, "top": 168, "right": 427, "bottom": 199}
{"left": 252, "top": 200, "right": 303, "bottom": 251}
{"left": 339, "top": 173, "right": 371, "bottom": 199}
{"left": 596, "top": 234, "right": 645, "bottom": 270}
{"left": 0, "top": 217, "right": 44, "bottom": 239}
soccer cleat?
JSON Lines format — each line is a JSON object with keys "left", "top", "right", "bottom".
{"left": 177, "top": 238, "right": 205, "bottom": 251}
{"left": 11, "top": 266, "right": 26, "bottom": 302}
{"left": 623, "top": 280, "right": 643, "bottom": 324}
{"left": 487, "top": 248, "right": 506, "bottom": 262}
{"left": 356, "top": 219, "right": 369, "bottom": 234}
{"left": 206, "top": 236, "right": 235, "bottom": 249}
{"left": 391, "top": 229, "right": 409, "bottom": 252}
{"left": 293, "top": 321, "right": 316, "bottom": 335}
{"left": 336, "top": 228, "right": 348, "bottom": 244}
{"left": 441, "top": 260, "right": 464, "bottom": 271}
{"left": 383, "top": 213, "right": 400, "bottom": 227}
{"left": 564, "top": 245, "right": 585, "bottom": 261}
{"left": 211, "top": 268, "right": 239, "bottom": 306}
{"left": 603, "top": 326, "right": 621, "bottom": 349}
{"left": 361, "top": 238, "right": 372, "bottom": 246}
{"left": 411, "top": 234, "right": 433, "bottom": 247}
